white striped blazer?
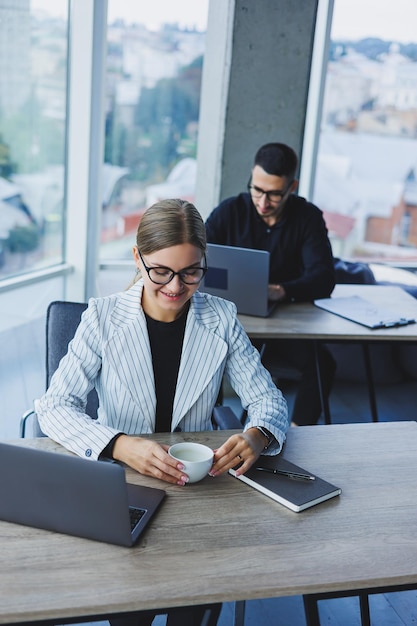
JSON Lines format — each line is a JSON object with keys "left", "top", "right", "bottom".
{"left": 36, "top": 281, "right": 288, "bottom": 460}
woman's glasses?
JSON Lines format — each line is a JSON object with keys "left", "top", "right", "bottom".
{"left": 138, "top": 249, "right": 207, "bottom": 285}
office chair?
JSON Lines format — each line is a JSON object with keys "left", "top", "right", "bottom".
{"left": 20, "top": 301, "right": 97, "bottom": 437}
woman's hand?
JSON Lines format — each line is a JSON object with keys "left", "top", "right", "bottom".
{"left": 209, "top": 428, "right": 267, "bottom": 477}
{"left": 112, "top": 434, "right": 190, "bottom": 485}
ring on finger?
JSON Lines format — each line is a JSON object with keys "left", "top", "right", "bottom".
{"left": 237, "top": 454, "right": 242, "bottom": 460}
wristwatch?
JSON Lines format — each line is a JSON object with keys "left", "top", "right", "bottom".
{"left": 256, "top": 426, "right": 274, "bottom": 450}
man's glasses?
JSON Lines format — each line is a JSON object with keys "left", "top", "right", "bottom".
{"left": 138, "top": 249, "right": 207, "bottom": 285}
{"left": 248, "top": 181, "right": 293, "bottom": 203}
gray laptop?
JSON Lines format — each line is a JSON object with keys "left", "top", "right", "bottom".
{"left": 201, "top": 243, "right": 277, "bottom": 317}
{"left": 0, "top": 442, "right": 165, "bottom": 547}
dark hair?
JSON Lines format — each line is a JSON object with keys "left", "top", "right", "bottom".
{"left": 136, "top": 198, "right": 206, "bottom": 255}
{"left": 253, "top": 143, "right": 298, "bottom": 180}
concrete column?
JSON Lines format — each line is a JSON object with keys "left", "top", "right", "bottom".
{"left": 196, "top": 0, "right": 319, "bottom": 218}
{"left": 221, "top": 0, "right": 319, "bottom": 199}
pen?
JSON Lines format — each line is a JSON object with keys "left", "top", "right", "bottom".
{"left": 255, "top": 467, "right": 315, "bottom": 481}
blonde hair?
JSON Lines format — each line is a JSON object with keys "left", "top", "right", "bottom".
{"left": 128, "top": 198, "right": 206, "bottom": 287}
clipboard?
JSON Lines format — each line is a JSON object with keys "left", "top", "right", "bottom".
{"left": 314, "top": 295, "right": 416, "bottom": 329}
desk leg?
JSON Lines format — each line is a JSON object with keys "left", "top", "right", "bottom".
{"left": 233, "top": 600, "right": 246, "bottom": 626}
{"left": 303, "top": 592, "right": 370, "bottom": 626}
{"left": 314, "top": 341, "right": 332, "bottom": 425}
{"left": 361, "top": 344, "right": 379, "bottom": 422}
{"left": 303, "top": 595, "right": 321, "bottom": 626}
{"left": 359, "top": 592, "right": 371, "bottom": 626}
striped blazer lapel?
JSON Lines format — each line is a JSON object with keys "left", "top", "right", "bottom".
{"left": 172, "top": 294, "right": 227, "bottom": 429}
{"left": 104, "top": 285, "right": 227, "bottom": 431}
{"left": 105, "top": 283, "right": 156, "bottom": 429}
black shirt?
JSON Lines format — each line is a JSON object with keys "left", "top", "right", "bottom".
{"left": 145, "top": 307, "right": 188, "bottom": 433}
{"left": 99, "top": 306, "right": 188, "bottom": 459}
{"left": 205, "top": 192, "right": 335, "bottom": 302}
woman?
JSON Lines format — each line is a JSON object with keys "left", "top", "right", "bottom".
{"left": 36, "top": 198, "right": 288, "bottom": 625}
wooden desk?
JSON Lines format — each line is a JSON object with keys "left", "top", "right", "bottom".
{"left": 238, "top": 284, "right": 417, "bottom": 423}
{"left": 2, "top": 423, "right": 417, "bottom": 624}
{"left": 238, "top": 284, "right": 417, "bottom": 341}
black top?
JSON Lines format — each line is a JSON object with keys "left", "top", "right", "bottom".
{"left": 145, "top": 307, "right": 188, "bottom": 432}
{"left": 205, "top": 192, "right": 335, "bottom": 302}
{"left": 99, "top": 306, "right": 188, "bottom": 459}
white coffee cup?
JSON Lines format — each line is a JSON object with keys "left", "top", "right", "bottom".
{"left": 168, "top": 442, "right": 214, "bottom": 484}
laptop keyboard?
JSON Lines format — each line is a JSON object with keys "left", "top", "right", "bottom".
{"left": 129, "top": 506, "right": 146, "bottom": 531}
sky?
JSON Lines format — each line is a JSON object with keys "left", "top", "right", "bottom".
{"left": 32, "top": 0, "right": 209, "bottom": 31}
{"left": 107, "top": 0, "right": 209, "bottom": 30}
{"left": 32, "top": 0, "right": 417, "bottom": 43}
{"left": 331, "top": 0, "right": 417, "bottom": 44}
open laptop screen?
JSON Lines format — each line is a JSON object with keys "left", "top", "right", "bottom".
{"left": 201, "top": 243, "right": 275, "bottom": 317}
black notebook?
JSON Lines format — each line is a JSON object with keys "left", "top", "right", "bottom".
{"left": 314, "top": 295, "right": 416, "bottom": 329}
{"left": 229, "top": 456, "right": 341, "bottom": 512}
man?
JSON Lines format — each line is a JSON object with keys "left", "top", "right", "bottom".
{"left": 205, "top": 142, "right": 336, "bottom": 426}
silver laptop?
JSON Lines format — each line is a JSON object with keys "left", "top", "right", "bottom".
{"left": 0, "top": 442, "right": 165, "bottom": 547}
{"left": 201, "top": 243, "right": 277, "bottom": 317}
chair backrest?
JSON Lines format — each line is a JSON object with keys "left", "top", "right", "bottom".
{"left": 333, "top": 257, "right": 376, "bottom": 285}
{"left": 21, "top": 300, "right": 99, "bottom": 438}
{"left": 46, "top": 301, "right": 99, "bottom": 420}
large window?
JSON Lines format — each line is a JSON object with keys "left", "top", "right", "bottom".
{"left": 313, "top": 0, "right": 417, "bottom": 265}
{"left": 100, "top": 0, "right": 209, "bottom": 268}
{"left": 0, "top": 0, "right": 68, "bottom": 280}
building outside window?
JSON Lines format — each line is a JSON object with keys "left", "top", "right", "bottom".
{"left": 99, "top": 0, "right": 209, "bottom": 272}
{"left": 0, "top": 0, "right": 68, "bottom": 279}
{"left": 313, "top": 0, "right": 417, "bottom": 266}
